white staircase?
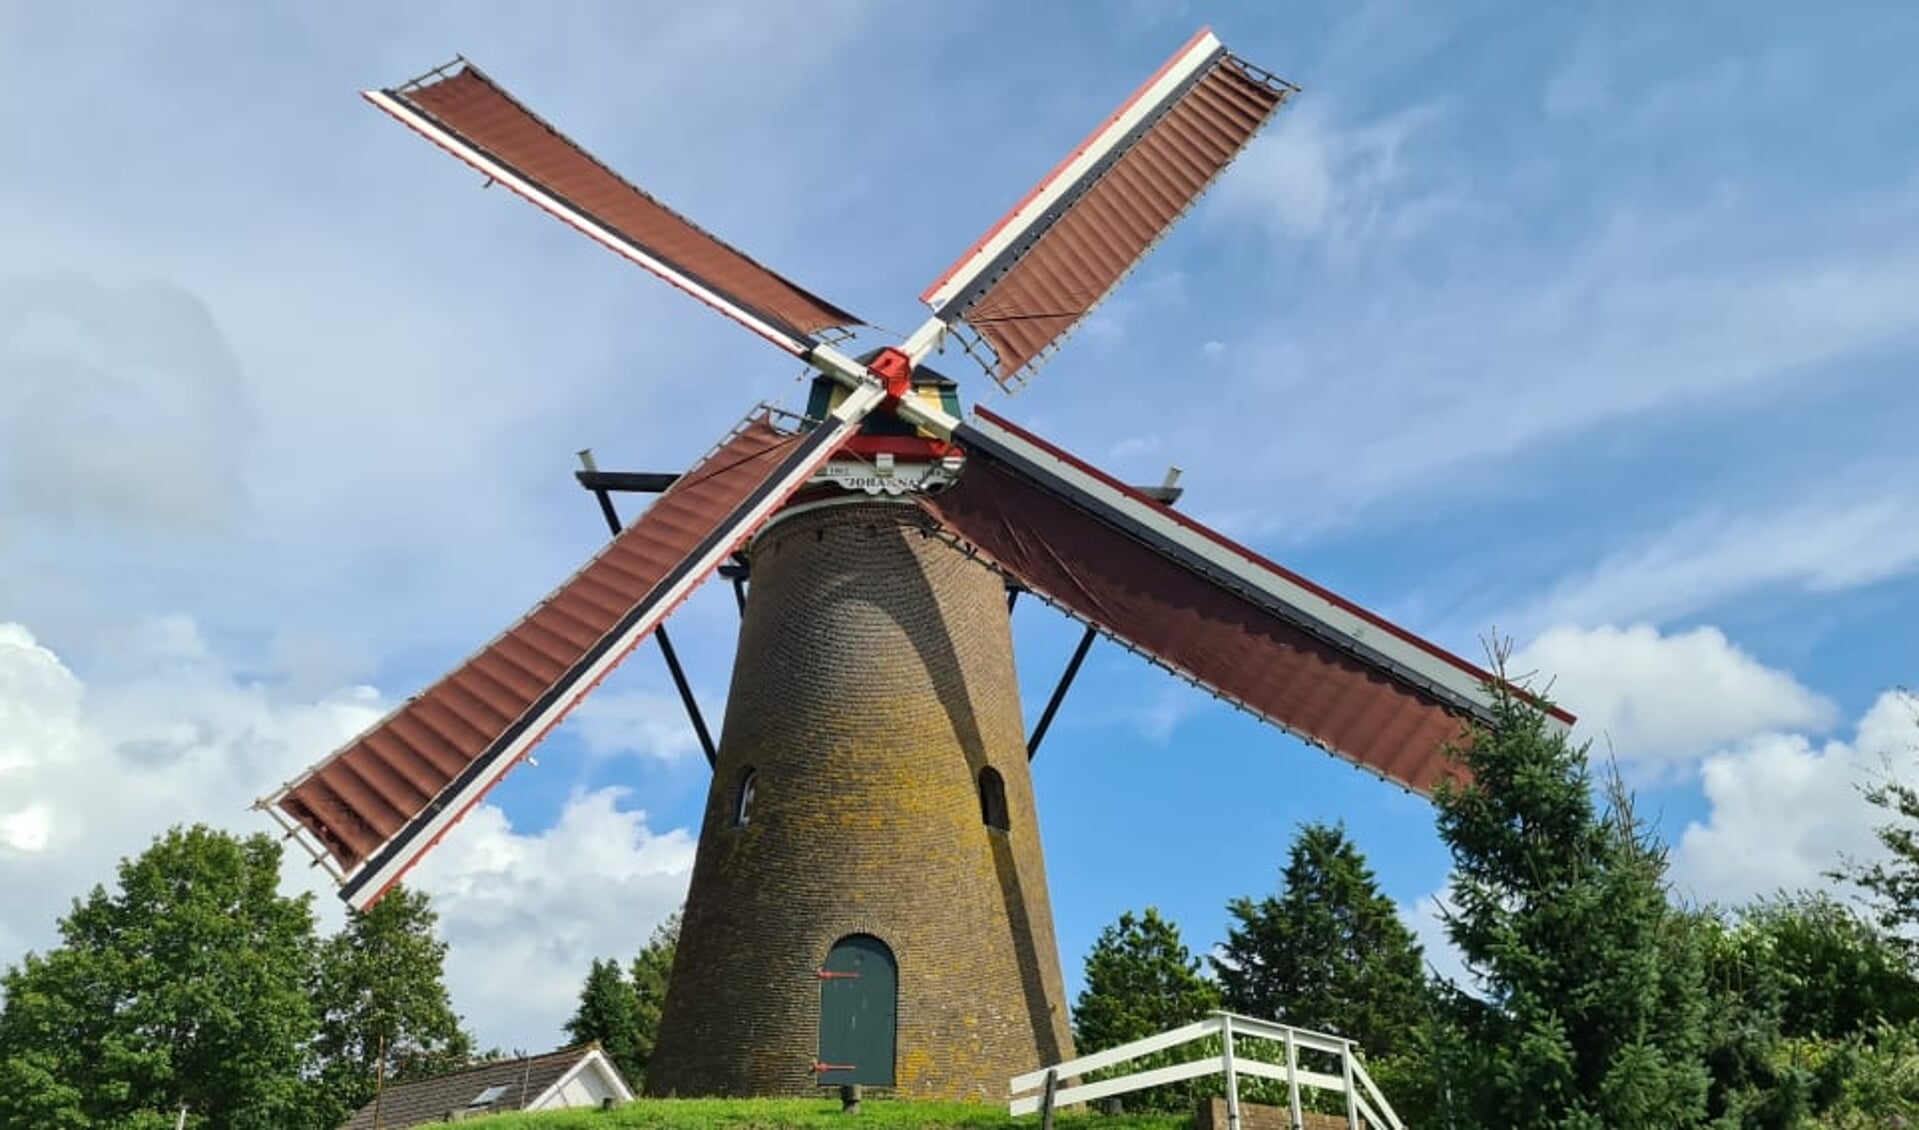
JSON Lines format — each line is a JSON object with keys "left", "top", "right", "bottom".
{"left": 1008, "top": 1010, "right": 1404, "bottom": 1130}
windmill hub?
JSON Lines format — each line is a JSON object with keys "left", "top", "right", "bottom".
{"left": 803, "top": 364, "right": 965, "bottom": 498}
{"left": 867, "top": 345, "right": 914, "bottom": 401}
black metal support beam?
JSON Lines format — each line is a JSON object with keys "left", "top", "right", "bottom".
{"left": 1027, "top": 624, "right": 1097, "bottom": 760}
{"left": 575, "top": 469, "right": 680, "bottom": 493}
{"left": 1024, "top": 469, "right": 1185, "bottom": 761}
{"left": 652, "top": 626, "right": 716, "bottom": 765}
{"left": 719, "top": 558, "right": 750, "bottom": 617}
{"left": 587, "top": 479, "right": 624, "bottom": 539}
{"left": 576, "top": 449, "right": 717, "bottom": 767}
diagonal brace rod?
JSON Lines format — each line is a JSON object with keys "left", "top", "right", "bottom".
{"left": 1027, "top": 623, "right": 1097, "bottom": 760}
{"left": 1023, "top": 472, "right": 1183, "bottom": 760}
{"left": 650, "top": 627, "right": 714, "bottom": 765}
{"left": 577, "top": 449, "right": 718, "bottom": 767}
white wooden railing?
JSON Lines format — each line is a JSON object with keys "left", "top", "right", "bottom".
{"left": 1008, "top": 1011, "right": 1404, "bottom": 1130}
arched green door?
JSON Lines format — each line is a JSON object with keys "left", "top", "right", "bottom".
{"left": 816, "top": 934, "right": 897, "bottom": 1087}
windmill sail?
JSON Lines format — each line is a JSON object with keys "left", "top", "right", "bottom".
{"left": 921, "top": 408, "right": 1574, "bottom": 793}
{"left": 919, "top": 30, "right": 1295, "bottom": 389}
{"left": 266, "top": 405, "right": 874, "bottom": 910}
{"left": 367, "top": 62, "right": 862, "bottom": 355}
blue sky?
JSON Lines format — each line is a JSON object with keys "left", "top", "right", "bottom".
{"left": 3, "top": 2, "right": 1917, "bottom": 1052}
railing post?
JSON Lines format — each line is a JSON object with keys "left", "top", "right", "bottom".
{"left": 1220, "top": 1014, "right": 1241, "bottom": 1130}
{"left": 1341, "top": 1040, "right": 1360, "bottom": 1129}
{"left": 1283, "top": 1027, "right": 1304, "bottom": 1130}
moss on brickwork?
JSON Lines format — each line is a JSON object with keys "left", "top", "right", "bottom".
{"left": 646, "top": 500, "right": 1075, "bottom": 1101}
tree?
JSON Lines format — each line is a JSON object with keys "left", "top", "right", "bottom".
{"left": 0, "top": 824, "right": 318, "bottom": 1129}
{"left": 1433, "top": 663, "right": 1711, "bottom": 1129}
{"left": 1213, "top": 822, "right": 1440, "bottom": 1122}
{"left": 1822, "top": 1020, "right": 1919, "bottom": 1125}
{"left": 1690, "top": 905, "right": 1824, "bottom": 1130}
{"left": 627, "top": 909, "right": 680, "bottom": 1082}
{"left": 1836, "top": 688, "right": 1919, "bottom": 950}
{"left": 1691, "top": 893, "right": 1919, "bottom": 1127}
{"left": 1072, "top": 906, "right": 1220, "bottom": 1112}
{"left": 1213, "top": 822, "right": 1428, "bottom": 1059}
{"left": 308, "top": 884, "right": 474, "bottom": 1127}
{"left": 565, "top": 959, "right": 646, "bottom": 1089}
{"left": 562, "top": 908, "right": 680, "bottom": 1091}
{"left": 1737, "top": 892, "right": 1919, "bottom": 1040}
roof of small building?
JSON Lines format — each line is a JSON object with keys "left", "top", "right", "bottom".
{"left": 338, "top": 1042, "right": 625, "bottom": 1129}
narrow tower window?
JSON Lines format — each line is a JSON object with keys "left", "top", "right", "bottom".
{"left": 978, "top": 767, "right": 1009, "bottom": 832}
{"left": 735, "top": 768, "right": 757, "bottom": 827}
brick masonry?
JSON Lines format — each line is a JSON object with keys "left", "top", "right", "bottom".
{"left": 645, "top": 499, "right": 1076, "bottom": 1100}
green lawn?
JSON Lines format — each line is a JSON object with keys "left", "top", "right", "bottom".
{"left": 462, "top": 1097, "right": 1191, "bottom": 1130}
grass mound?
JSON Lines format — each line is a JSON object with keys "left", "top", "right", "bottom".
{"left": 463, "top": 1096, "right": 1190, "bottom": 1130}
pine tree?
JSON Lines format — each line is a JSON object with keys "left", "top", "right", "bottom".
{"left": 0, "top": 824, "right": 319, "bottom": 1129}
{"left": 309, "top": 884, "right": 474, "bottom": 1127}
{"left": 1072, "top": 907, "right": 1220, "bottom": 1112}
{"left": 1213, "top": 822, "right": 1428, "bottom": 1059}
{"left": 1213, "top": 822, "right": 1441, "bottom": 1121}
{"left": 1434, "top": 661, "right": 1711, "bottom": 1128}
{"left": 565, "top": 958, "right": 646, "bottom": 1088}
{"left": 628, "top": 908, "right": 680, "bottom": 1080}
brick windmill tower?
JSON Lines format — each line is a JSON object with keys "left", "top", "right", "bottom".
{"left": 262, "top": 28, "right": 1572, "bottom": 1103}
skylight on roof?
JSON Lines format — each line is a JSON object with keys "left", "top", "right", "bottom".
{"left": 469, "top": 1083, "right": 511, "bottom": 1107}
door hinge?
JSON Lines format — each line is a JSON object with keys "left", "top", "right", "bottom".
{"left": 812, "top": 1061, "right": 857, "bottom": 1073}
{"left": 816, "top": 969, "right": 860, "bottom": 980}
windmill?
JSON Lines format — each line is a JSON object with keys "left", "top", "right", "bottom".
{"left": 261, "top": 28, "right": 1574, "bottom": 1102}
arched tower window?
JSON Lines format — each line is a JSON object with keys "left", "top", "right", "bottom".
{"left": 735, "top": 768, "right": 757, "bottom": 827}
{"left": 978, "top": 767, "right": 1009, "bottom": 832}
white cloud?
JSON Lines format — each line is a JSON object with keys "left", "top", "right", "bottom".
{"left": 0, "top": 805, "right": 52, "bottom": 854}
{"left": 1116, "top": 90, "right": 1919, "bottom": 544}
{"left": 1672, "top": 689, "right": 1919, "bottom": 906}
{"left": 0, "top": 619, "right": 383, "bottom": 960}
{"left": 1544, "top": 51, "right": 1609, "bottom": 117}
{"left": 0, "top": 274, "right": 250, "bottom": 534}
{"left": 0, "top": 623, "right": 81, "bottom": 776}
{"left": 0, "top": 0, "right": 906, "bottom": 678}
{"left": 567, "top": 688, "right": 703, "bottom": 764}
{"left": 1405, "top": 887, "right": 1472, "bottom": 992}
{"left": 1105, "top": 434, "right": 1163, "bottom": 466}
{"left": 1218, "top": 111, "right": 1334, "bottom": 239}
{"left": 409, "top": 790, "right": 695, "bottom": 1052}
{"left": 1410, "top": 691, "right": 1915, "bottom": 988}
{"left": 1626, "top": 51, "right": 1806, "bottom": 134}
{"left": 1, "top": 2, "right": 1914, "bottom": 1073}
{"left": 1514, "top": 490, "right": 1919, "bottom": 632}
{"left": 0, "top": 4, "right": 874, "bottom": 1057}
{"left": 1226, "top": 232, "right": 1919, "bottom": 540}
{"left": 1213, "top": 101, "right": 1457, "bottom": 254}
{"left": 1076, "top": 268, "right": 1188, "bottom": 347}
{"left": 1131, "top": 689, "right": 1201, "bottom": 744}
{"left": 1088, "top": 678, "right": 1206, "bottom": 745}
{"left": 1515, "top": 623, "right": 1836, "bottom": 765}
{"left": 0, "top": 619, "right": 696, "bottom": 1054}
